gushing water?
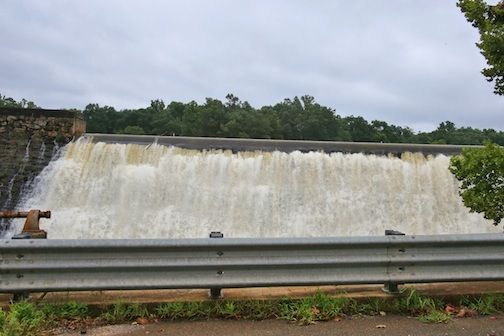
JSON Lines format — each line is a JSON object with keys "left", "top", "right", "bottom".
{"left": 2, "top": 140, "right": 31, "bottom": 209}
{"left": 7, "top": 139, "right": 498, "bottom": 239}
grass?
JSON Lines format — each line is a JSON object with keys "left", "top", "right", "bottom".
{"left": 418, "top": 310, "right": 452, "bottom": 323}
{"left": 41, "top": 301, "right": 89, "bottom": 320}
{"left": 459, "top": 295, "right": 504, "bottom": 315}
{"left": 0, "top": 301, "right": 45, "bottom": 336}
{"left": 2, "top": 290, "right": 504, "bottom": 335}
{"left": 100, "top": 302, "right": 148, "bottom": 323}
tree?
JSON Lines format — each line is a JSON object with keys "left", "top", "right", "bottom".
{"left": 457, "top": 0, "right": 504, "bottom": 95}
{"left": 0, "top": 94, "right": 38, "bottom": 108}
{"left": 449, "top": 142, "right": 504, "bottom": 225}
{"left": 122, "top": 125, "right": 145, "bottom": 135}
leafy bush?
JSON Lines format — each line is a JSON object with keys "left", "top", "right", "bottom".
{"left": 450, "top": 142, "right": 504, "bottom": 225}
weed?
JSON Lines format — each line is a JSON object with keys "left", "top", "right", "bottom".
{"left": 312, "top": 291, "right": 350, "bottom": 319}
{"left": 0, "top": 309, "right": 5, "bottom": 329}
{"left": 0, "top": 301, "right": 45, "bottom": 336}
{"left": 238, "top": 300, "right": 277, "bottom": 320}
{"left": 183, "top": 302, "right": 212, "bottom": 319}
{"left": 418, "top": 310, "right": 451, "bottom": 323}
{"left": 41, "top": 301, "right": 89, "bottom": 320}
{"left": 459, "top": 294, "right": 504, "bottom": 315}
{"left": 155, "top": 302, "right": 186, "bottom": 319}
{"left": 277, "top": 292, "right": 352, "bottom": 325}
{"left": 216, "top": 301, "right": 238, "bottom": 319}
{"left": 4, "top": 292, "right": 504, "bottom": 333}
{"left": 284, "top": 299, "right": 316, "bottom": 325}
{"left": 100, "top": 302, "right": 148, "bottom": 323}
{"left": 400, "top": 289, "right": 441, "bottom": 314}
{"left": 155, "top": 301, "right": 213, "bottom": 320}
{"left": 348, "top": 298, "right": 382, "bottom": 315}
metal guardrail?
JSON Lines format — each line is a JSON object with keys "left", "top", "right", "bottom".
{"left": 1, "top": 233, "right": 503, "bottom": 298}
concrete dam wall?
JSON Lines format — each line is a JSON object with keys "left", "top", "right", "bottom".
{"left": 86, "top": 133, "right": 481, "bottom": 156}
{"left": 0, "top": 108, "right": 85, "bottom": 231}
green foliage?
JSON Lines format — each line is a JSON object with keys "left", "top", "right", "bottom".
{"left": 233, "top": 300, "right": 277, "bottom": 320}
{"left": 4, "top": 293, "right": 504, "bottom": 333}
{"left": 0, "top": 94, "right": 38, "bottom": 109}
{"left": 100, "top": 302, "right": 148, "bottom": 323}
{"left": 3, "top": 93, "right": 504, "bottom": 145}
{"left": 81, "top": 97, "right": 504, "bottom": 145}
{"left": 215, "top": 302, "right": 238, "bottom": 319}
{"left": 278, "top": 291, "right": 352, "bottom": 325}
{"left": 399, "top": 289, "right": 443, "bottom": 315}
{"left": 450, "top": 142, "right": 504, "bottom": 225}
{"left": 460, "top": 294, "right": 504, "bottom": 315}
{"left": 41, "top": 301, "right": 89, "bottom": 319}
{"left": 0, "top": 302, "right": 45, "bottom": 336}
{"left": 155, "top": 301, "right": 213, "bottom": 320}
{"left": 155, "top": 302, "right": 186, "bottom": 319}
{"left": 397, "top": 289, "right": 450, "bottom": 324}
{"left": 349, "top": 297, "right": 391, "bottom": 315}
{"left": 458, "top": 0, "right": 504, "bottom": 95}
{"left": 121, "top": 125, "right": 145, "bottom": 135}
{"left": 418, "top": 310, "right": 452, "bottom": 324}
{"left": 0, "top": 309, "right": 5, "bottom": 330}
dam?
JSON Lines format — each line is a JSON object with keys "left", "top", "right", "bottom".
{"left": 2, "top": 134, "right": 497, "bottom": 239}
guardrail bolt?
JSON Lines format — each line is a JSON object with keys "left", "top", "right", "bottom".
{"left": 383, "top": 229, "right": 405, "bottom": 294}
{"left": 209, "top": 231, "right": 223, "bottom": 238}
{"left": 385, "top": 229, "right": 405, "bottom": 236}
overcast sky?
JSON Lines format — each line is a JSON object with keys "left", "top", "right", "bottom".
{"left": 1, "top": 1, "right": 503, "bottom": 132}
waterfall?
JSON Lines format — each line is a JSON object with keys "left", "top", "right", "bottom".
{"left": 5, "top": 139, "right": 497, "bottom": 239}
{"left": 2, "top": 139, "right": 31, "bottom": 209}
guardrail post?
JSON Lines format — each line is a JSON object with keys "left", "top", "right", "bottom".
{"left": 209, "top": 231, "right": 223, "bottom": 299}
{"left": 383, "top": 229, "right": 405, "bottom": 294}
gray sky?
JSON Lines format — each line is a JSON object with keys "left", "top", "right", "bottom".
{"left": 1, "top": 1, "right": 503, "bottom": 132}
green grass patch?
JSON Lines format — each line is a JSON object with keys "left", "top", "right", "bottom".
{"left": 418, "top": 310, "right": 452, "bottom": 324}
{"left": 3, "top": 290, "right": 504, "bottom": 334}
{"left": 100, "top": 302, "right": 148, "bottom": 323}
{"left": 0, "top": 302, "right": 45, "bottom": 336}
{"left": 40, "top": 301, "right": 89, "bottom": 320}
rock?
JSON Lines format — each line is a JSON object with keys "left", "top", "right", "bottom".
{"left": 379, "top": 311, "right": 386, "bottom": 316}
{"left": 376, "top": 324, "right": 386, "bottom": 329}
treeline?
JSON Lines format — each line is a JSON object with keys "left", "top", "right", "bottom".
{"left": 2, "top": 93, "right": 504, "bottom": 145}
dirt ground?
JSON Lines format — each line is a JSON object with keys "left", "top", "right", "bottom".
{"left": 55, "top": 315, "right": 504, "bottom": 336}
{"left": 4, "top": 281, "right": 504, "bottom": 309}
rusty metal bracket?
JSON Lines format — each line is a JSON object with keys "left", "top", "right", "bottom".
{"left": 0, "top": 210, "right": 50, "bottom": 239}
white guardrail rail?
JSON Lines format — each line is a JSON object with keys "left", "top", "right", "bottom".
{"left": 1, "top": 233, "right": 504, "bottom": 299}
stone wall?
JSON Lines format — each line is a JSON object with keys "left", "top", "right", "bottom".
{"left": 0, "top": 108, "right": 85, "bottom": 232}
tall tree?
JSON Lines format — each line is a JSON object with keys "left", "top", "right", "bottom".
{"left": 450, "top": 142, "right": 504, "bottom": 225}
{"left": 458, "top": 0, "right": 504, "bottom": 95}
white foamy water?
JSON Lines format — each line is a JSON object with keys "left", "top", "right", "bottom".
{"left": 6, "top": 139, "right": 498, "bottom": 239}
